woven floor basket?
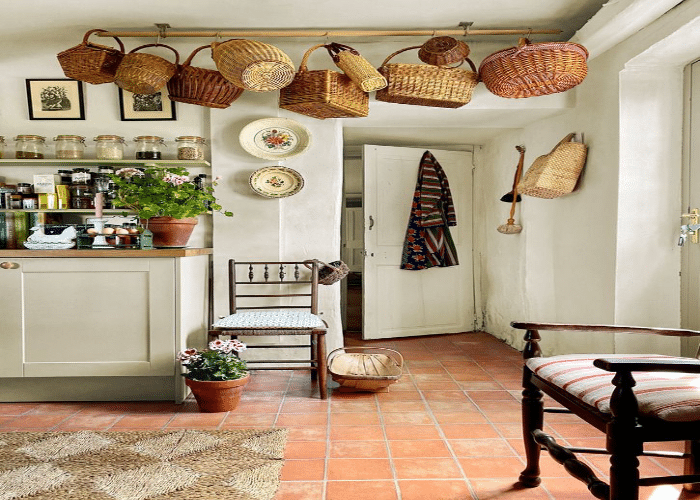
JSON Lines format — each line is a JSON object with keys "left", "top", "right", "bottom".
{"left": 212, "top": 39, "right": 295, "bottom": 92}
{"left": 57, "top": 29, "right": 125, "bottom": 84}
{"left": 328, "top": 347, "right": 404, "bottom": 392}
{"left": 114, "top": 44, "right": 179, "bottom": 95}
{"left": 326, "top": 43, "right": 387, "bottom": 92}
{"left": 279, "top": 44, "right": 369, "bottom": 120}
{"left": 517, "top": 133, "right": 588, "bottom": 198}
{"left": 479, "top": 38, "right": 589, "bottom": 99}
{"left": 375, "top": 45, "right": 479, "bottom": 109}
{"left": 418, "top": 36, "right": 470, "bottom": 67}
{"left": 167, "top": 45, "right": 243, "bottom": 109}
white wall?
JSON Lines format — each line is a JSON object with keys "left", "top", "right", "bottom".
{"left": 479, "top": 1, "right": 700, "bottom": 356}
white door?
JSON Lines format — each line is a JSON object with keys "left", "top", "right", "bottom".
{"left": 362, "top": 145, "right": 475, "bottom": 339}
{"left": 682, "top": 59, "right": 700, "bottom": 356}
{"left": 342, "top": 204, "right": 364, "bottom": 273}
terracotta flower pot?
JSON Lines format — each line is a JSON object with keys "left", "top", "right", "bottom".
{"left": 185, "top": 373, "right": 250, "bottom": 412}
{"left": 141, "top": 216, "right": 198, "bottom": 248}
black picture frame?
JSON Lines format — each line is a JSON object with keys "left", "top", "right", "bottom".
{"left": 118, "top": 88, "right": 176, "bottom": 121}
{"left": 26, "top": 79, "right": 85, "bottom": 120}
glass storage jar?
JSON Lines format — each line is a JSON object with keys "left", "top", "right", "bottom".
{"left": 134, "top": 136, "right": 164, "bottom": 160}
{"left": 15, "top": 135, "right": 46, "bottom": 159}
{"left": 175, "top": 136, "right": 206, "bottom": 160}
{"left": 69, "top": 184, "right": 93, "bottom": 209}
{"left": 71, "top": 167, "right": 91, "bottom": 185}
{"left": 94, "top": 135, "right": 126, "bottom": 160}
{"left": 54, "top": 135, "right": 86, "bottom": 159}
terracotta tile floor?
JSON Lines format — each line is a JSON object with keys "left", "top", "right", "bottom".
{"left": 2, "top": 331, "right": 700, "bottom": 499}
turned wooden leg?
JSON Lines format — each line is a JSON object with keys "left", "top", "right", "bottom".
{"left": 608, "top": 370, "right": 641, "bottom": 500}
{"left": 310, "top": 335, "right": 318, "bottom": 381}
{"left": 684, "top": 440, "right": 700, "bottom": 492}
{"left": 519, "top": 366, "right": 543, "bottom": 487}
{"left": 317, "top": 333, "right": 328, "bottom": 399}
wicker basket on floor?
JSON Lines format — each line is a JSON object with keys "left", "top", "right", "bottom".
{"left": 114, "top": 43, "right": 179, "bottom": 95}
{"left": 375, "top": 45, "right": 479, "bottom": 108}
{"left": 57, "top": 29, "right": 125, "bottom": 84}
{"left": 167, "top": 45, "right": 243, "bottom": 109}
{"left": 479, "top": 38, "right": 588, "bottom": 98}
{"left": 279, "top": 44, "right": 369, "bottom": 120}
{"left": 328, "top": 347, "right": 404, "bottom": 392}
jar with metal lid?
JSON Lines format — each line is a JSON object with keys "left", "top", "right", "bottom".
{"left": 15, "top": 135, "right": 46, "bottom": 159}
{"left": 0, "top": 136, "right": 5, "bottom": 159}
{"left": 134, "top": 136, "right": 164, "bottom": 160}
{"left": 71, "top": 167, "right": 91, "bottom": 185}
{"left": 175, "top": 136, "right": 206, "bottom": 160}
{"left": 54, "top": 135, "right": 86, "bottom": 159}
{"left": 17, "top": 183, "right": 33, "bottom": 195}
{"left": 57, "top": 169, "right": 73, "bottom": 185}
{"left": 94, "top": 135, "right": 126, "bottom": 160}
{"left": 69, "top": 184, "right": 93, "bottom": 209}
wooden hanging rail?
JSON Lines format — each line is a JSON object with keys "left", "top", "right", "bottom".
{"left": 96, "top": 27, "right": 562, "bottom": 39}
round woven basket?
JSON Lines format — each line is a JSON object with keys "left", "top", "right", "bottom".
{"left": 167, "top": 45, "right": 243, "bottom": 109}
{"left": 317, "top": 260, "right": 350, "bottom": 285}
{"left": 479, "top": 38, "right": 588, "bottom": 98}
{"left": 114, "top": 43, "right": 179, "bottom": 95}
{"left": 211, "top": 39, "right": 295, "bottom": 92}
{"left": 328, "top": 347, "right": 403, "bottom": 392}
{"left": 57, "top": 29, "right": 125, "bottom": 84}
{"left": 418, "top": 36, "right": 470, "bottom": 66}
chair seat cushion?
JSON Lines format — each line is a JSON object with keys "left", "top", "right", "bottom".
{"left": 214, "top": 311, "right": 326, "bottom": 329}
{"left": 527, "top": 354, "right": 700, "bottom": 422}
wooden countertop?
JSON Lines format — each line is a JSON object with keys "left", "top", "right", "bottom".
{"left": 0, "top": 248, "right": 213, "bottom": 258}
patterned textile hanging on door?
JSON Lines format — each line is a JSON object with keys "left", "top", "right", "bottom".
{"left": 400, "top": 151, "right": 459, "bottom": 270}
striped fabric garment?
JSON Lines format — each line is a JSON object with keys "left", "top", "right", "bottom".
{"left": 527, "top": 354, "right": 700, "bottom": 422}
{"left": 400, "top": 151, "right": 459, "bottom": 270}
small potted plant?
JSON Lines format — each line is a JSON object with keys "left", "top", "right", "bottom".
{"left": 177, "top": 339, "right": 249, "bottom": 412}
{"left": 110, "top": 166, "right": 233, "bottom": 247}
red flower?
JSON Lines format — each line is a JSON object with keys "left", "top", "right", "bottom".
{"left": 412, "top": 244, "right": 422, "bottom": 252}
{"left": 403, "top": 263, "right": 414, "bottom": 269}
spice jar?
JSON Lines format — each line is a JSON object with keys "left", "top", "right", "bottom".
{"left": 69, "top": 184, "right": 93, "bottom": 209}
{"left": 134, "top": 136, "right": 164, "bottom": 160}
{"left": 54, "top": 135, "right": 86, "bottom": 159}
{"left": 17, "top": 183, "right": 33, "bottom": 195}
{"left": 175, "top": 136, "right": 206, "bottom": 160}
{"left": 15, "top": 135, "right": 46, "bottom": 159}
{"left": 0, "top": 136, "right": 5, "bottom": 159}
{"left": 71, "top": 167, "right": 91, "bottom": 185}
{"left": 57, "top": 169, "right": 73, "bottom": 185}
{"left": 94, "top": 135, "right": 126, "bottom": 160}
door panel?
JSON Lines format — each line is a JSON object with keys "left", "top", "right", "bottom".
{"left": 363, "top": 145, "right": 474, "bottom": 339}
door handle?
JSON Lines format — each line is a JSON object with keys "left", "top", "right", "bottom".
{"left": 368, "top": 215, "right": 374, "bottom": 230}
{"left": 681, "top": 209, "right": 700, "bottom": 244}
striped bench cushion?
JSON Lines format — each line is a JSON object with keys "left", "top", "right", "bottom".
{"left": 527, "top": 354, "right": 700, "bottom": 422}
{"left": 214, "top": 311, "right": 326, "bottom": 329}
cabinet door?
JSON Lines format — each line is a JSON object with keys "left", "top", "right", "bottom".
{"left": 0, "top": 260, "right": 24, "bottom": 376}
{"left": 16, "top": 258, "right": 176, "bottom": 377}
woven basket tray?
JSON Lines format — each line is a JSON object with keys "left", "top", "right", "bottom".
{"left": 418, "top": 36, "right": 470, "bottom": 66}
{"left": 167, "top": 45, "right": 243, "bottom": 109}
{"left": 212, "top": 39, "right": 295, "bottom": 92}
{"left": 279, "top": 44, "right": 369, "bottom": 120}
{"left": 479, "top": 38, "right": 588, "bottom": 98}
{"left": 114, "top": 44, "right": 179, "bottom": 95}
{"left": 328, "top": 347, "right": 404, "bottom": 392}
{"left": 57, "top": 29, "right": 125, "bottom": 85}
{"left": 375, "top": 45, "right": 479, "bottom": 109}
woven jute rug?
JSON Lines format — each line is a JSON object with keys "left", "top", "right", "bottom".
{"left": 0, "top": 428, "right": 287, "bottom": 500}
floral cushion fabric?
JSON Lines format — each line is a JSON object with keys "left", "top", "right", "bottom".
{"left": 527, "top": 354, "right": 700, "bottom": 422}
{"left": 214, "top": 311, "right": 325, "bottom": 329}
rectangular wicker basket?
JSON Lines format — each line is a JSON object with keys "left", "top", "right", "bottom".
{"left": 279, "top": 44, "right": 368, "bottom": 120}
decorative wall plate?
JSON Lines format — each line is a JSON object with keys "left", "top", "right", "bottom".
{"left": 249, "top": 167, "right": 304, "bottom": 198}
{"left": 239, "top": 118, "right": 311, "bottom": 160}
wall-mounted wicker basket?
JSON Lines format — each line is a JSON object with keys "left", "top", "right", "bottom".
{"left": 57, "top": 29, "right": 125, "bottom": 85}
{"left": 212, "top": 39, "right": 295, "bottom": 92}
{"left": 114, "top": 43, "right": 179, "bottom": 95}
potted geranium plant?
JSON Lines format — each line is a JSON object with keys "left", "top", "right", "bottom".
{"left": 177, "top": 339, "right": 249, "bottom": 412}
{"left": 110, "top": 166, "right": 233, "bottom": 248}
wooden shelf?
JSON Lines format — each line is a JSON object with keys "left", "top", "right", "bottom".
{"left": 0, "top": 159, "right": 210, "bottom": 167}
{"left": 0, "top": 209, "right": 133, "bottom": 214}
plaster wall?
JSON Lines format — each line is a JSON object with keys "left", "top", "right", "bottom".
{"left": 479, "top": 1, "right": 700, "bottom": 356}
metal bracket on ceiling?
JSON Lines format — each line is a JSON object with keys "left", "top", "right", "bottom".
{"left": 154, "top": 23, "right": 171, "bottom": 43}
{"left": 458, "top": 21, "right": 474, "bottom": 37}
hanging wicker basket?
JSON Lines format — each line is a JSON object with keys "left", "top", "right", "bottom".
{"left": 211, "top": 39, "right": 295, "bottom": 92}
{"left": 167, "top": 45, "right": 243, "bottom": 109}
{"left": 418, "top": 36, "right": 470, "bottom": 66}
{"left": 57, "top": 29, "right": 125, "bottom": 84}
{"left": 317, "top": 260, "right": 350, "bottom": 285}
{"left": 375, "top": 45, "right": 479, "bottom": 109}
{"left": 478, "top": 38, "right": 588, "bottom": 99}
{"left": 279, "top": 44, "right": 369, "bottom": 120}
{"left": 325, "top": 43, "right": 387, "bottom": 92}
{"left": 114, "top": 44, "right": 179, "bottom": 95}
{"left": 328, "top": 347, "right": 404, "bottom": 392}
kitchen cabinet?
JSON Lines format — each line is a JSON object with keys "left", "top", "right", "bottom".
{"left": 0, "top": 250, "right": 211, "bottom": 402}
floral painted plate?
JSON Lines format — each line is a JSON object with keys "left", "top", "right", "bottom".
{"left": 249, "top": 167, "right": 304, "bottom": 198}
{"left": 239, "top": 118, "right": 311, "bottom": 160}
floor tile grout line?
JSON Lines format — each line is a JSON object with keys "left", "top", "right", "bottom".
{"left": 374, "top": 391, "right": 403, "bottom": 500}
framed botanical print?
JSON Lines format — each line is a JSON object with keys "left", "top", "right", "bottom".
{"left": 26, "top": 79, "right": 85, "bottom": 120}
{"left": 119, "top": 88, "right": 176, "bottom": 121}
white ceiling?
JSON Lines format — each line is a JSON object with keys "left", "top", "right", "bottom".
{"left": 6, "top": 0, "right": 611, "bottom": 146}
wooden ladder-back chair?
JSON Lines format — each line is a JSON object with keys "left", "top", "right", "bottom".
{"left": 512, "top": 321, "right": 700, "bottom": 500}
{"left": 209, "top": 260, "right": 328, "bottom": 399}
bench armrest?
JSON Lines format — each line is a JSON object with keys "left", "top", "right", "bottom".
{"left": 511, "top": 322, "right": 700, "bottom": 337}
{"left": 594, "top": 357, "right": 700, "bottom": 374}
